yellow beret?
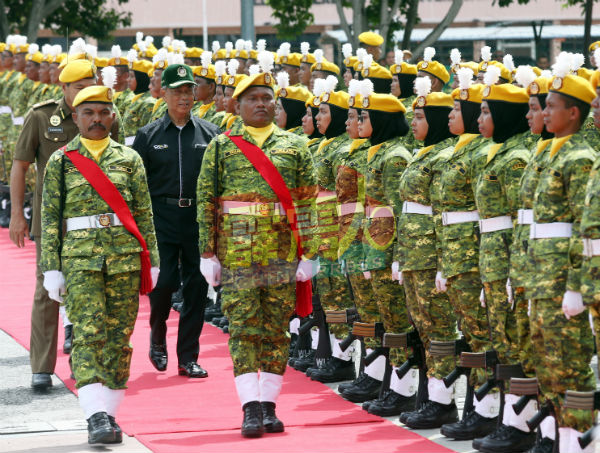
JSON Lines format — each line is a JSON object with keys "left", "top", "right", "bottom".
{"left": 362, "top": 93, "right": 406, "bottom": 113}
{"left": 460, "top": 62, "right": 479, "bottom": 75}
{"left": 344, "top": 56, "right": 358, "bottom": 69}
{"left": 306, "top": 94, "right": 320, "bottom": 108}
{"left": 526, "top": 77, "right": 550, "bottom": 96}
{"left": 277, "top": 85, "right": 311, "bottom": 103}
{"left": 390, "top": 62, "right": 418, "bottom": 76}
{"left": 214, "top": 49, "right": 227, "bottom": 61}
{"left": 417, "top": 60, "right": 450, "bottom": 84}
{"left": 26, "top": 52, "right": 44, "bottom": 64}
{"left": 58, "top": 53, "right": 88, "bottom": 69}
{"left": 347, "top": 93, "right": 363, "bottom": 109}
{"left": 108, "top": 56, "right": 129, "bottom": 67}
{"left": 59, "top": 59, "right": 96, "bottom": 83}
{"left": 234, "top": 49, "right": 249, "bottom": 59}
{"left": 73, "top": 85, "right": 114, "bottom": 108}
{"left": 451, "top": 83, "right": 485, "bottom": 104}
{"left": 488, "top": 61, "right": 513, "bottom": 83}
{"left": 590, "top": 71, "right": 600, "bottom": 90}
{"left": 589, "top": 41, "right": 600, "bottom": 52}
{"left": 311, "top": 60, "right": 340, "bottom": 75}
{"left": 55, "top": 53, "right": 67, "bottom": 64}
{"left": 549, "top": 74, "right": 596, "bottom": 105}
{"left": 249, "top": 50, "right": 258, "bottom": 60}
{"left": 131, "top": 59, "right": 153, "bottom": 76}
{"left": 192, "top": 64, "right": 216, "bottom": 80}
{"left": 320, "top": 90, "right": 349, "bottom": 110}
{"left": 0, "top": 43, "right": 5, "bottom": 52}
{"left": 531, "top": 66, "right": 542, "bottom": 76}
{"left": 358, "top": 31, "right": 384, "bottom": 47}
{"left": 94, "top": 57, "right": 109, "bottom": 68}
{"left": 362, "top": 63, "right": 392, "bottom": 80}
{"left": 280, "top": 53, "right": 302, "bottom": 68}
{"left": 483, "top": 83, "right": 529, "bottom": 104}
{"left": 185, "top": 47, "right": 203, "bottom": 58}
{"left": 153, "top": 58, "right": 168, "bottom": 70}
{"left": 301, "top": 53, "right": 316, "bottom": 65}
{"left": 577, "top": 67, "right": 594, "bottom": 81}
{"left": 15, "top": 43, "right": 29, "bottom": 54}
{"left": 233, "top": 72, "right": 275, "bottom": 99}
{"left": 413, "top": 92, "right": 454, "bottom": 109}
{"left": 223, "top": 73, "right": 247, "bottom": 88}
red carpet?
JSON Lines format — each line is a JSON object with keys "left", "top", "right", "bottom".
{"left": 0, "top": 229, "right": 453, "bottom": 452}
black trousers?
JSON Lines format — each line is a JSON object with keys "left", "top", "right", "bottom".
{"left": 149, "top": 202, "right": 208, "bottom": 364}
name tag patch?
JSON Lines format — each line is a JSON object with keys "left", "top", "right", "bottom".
{"left": 153, "top": 144, "right": 168, "bottom": 150}
{"left": 48, "top": 127, "right": 63, "bottom": 133}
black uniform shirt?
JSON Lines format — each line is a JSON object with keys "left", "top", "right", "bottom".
{"left": 132, "top": 112, "right": 220, "bottom": 200}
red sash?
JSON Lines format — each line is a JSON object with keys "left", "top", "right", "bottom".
{"left": 63, "top": 147, "right": 153, "bottom": 295}
{"left": 225, "top": 131, "right": 312, "bottom": 317}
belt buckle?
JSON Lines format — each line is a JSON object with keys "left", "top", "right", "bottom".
{"left": 178, "top": 198, "right": 192, "bottom": 208}
{"left": 97, "top": 214, "right": 112, "bottom": 228}
{"left": 258, "top": 203, "right": 271, "bottom": 216}
{"left": 442, "top": 212, "right": 448, "bottom": 226}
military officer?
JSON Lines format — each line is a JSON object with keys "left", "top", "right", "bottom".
{"left": 108, "top": 45, "right": 134, "bottom": 117}
{"left": 9, "top": 60, "right": 120, "bottom": 391}
{"left": 122, "top": 57, "right": 153, "bottom": 145}
{"left": 357, "top": 31, "right": 384, "bottom": 62}
{"left": 192, "top": 52, "right": 218, "bottom": 123}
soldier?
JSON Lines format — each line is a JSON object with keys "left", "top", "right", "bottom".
{"left": 357, "top": 31, "right": 384, "bottom": 61}
{"left": 274, "top": 72, "right": 311, "bottom": 136}
{"left": 9, "top": 60, "right": 121, "bottom": 391}
{"left": 122, "top": 55, "right": 153, "bottom": 145}
{"left": 133, "top": 63, "right": 219, "bottom": 378}
{"left": 39, "top": 73, "right": 159, "bottom": 444}
{"left": 417, "top": 47, "right": 450, "bottom": 94}
{"left": 220, "top": 60, "right": 247, "bottom": 131}
{"left": 390, "top": 49, "right": 417, "bottom": 110}
{"left": 197, "top": 51, "right": 319, "bottom": 438}
{"left": 277, "top": 44, "right": 302, "bottom": 87}
{"left": 108, "top": 45, "right": 134, "bottom": 118}
{"left": 298, "top": 42, "right": 316, "bottom": 89}
{"left": 192, "top": 51, "right": 218, "bottom": 123}
{"left": 310, "top": 50, "right": 339, "bottom": 92}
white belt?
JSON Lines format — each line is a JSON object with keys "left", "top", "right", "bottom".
{"left": 124, "top": 136, "right": 135, "bottom": 146}
{"left": 221, "top": 200, "right": 286, "bottom": 216}
{"left": 517, "top": 209, "right": 534, "bottom": 225}
{"left": 530, "top": 222, "right": 573, "bottom": 239}
{"left": 0, "top": 106, "right": 11, "bottom": 114}
{"left": 317, "top": 190, "right": 337, "bottom": 203}
{"left": 365, "top": 205, "right": 394, "bottom": 218}
{"left": 479, "top": 215, "right": 513, "bottom": 233}
{"left": 402, "top": 201, "right": 433, "bottom": 215}
{"left": 442, "top": 210, "right": 479, "bottom": 226}
{"left": 583, "top": 239, "right": 600, "bottom": 257}
{"left": 12, "top": 116, "right": 24, "bottom": 125}
{"left": 66, "top": 213, "right": 123, "bottom": 231}
{"left": 337, "top": 202, "right": 364, "bottom": 216}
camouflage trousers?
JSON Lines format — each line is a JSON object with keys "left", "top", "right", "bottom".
{"left": 222, "top": 282, "right": 295, "bottom": 377}
{"left": 348, "top": 271, "right": 380, "bottom": 351}
{"left": 314, "top": 258, "right": 353, "bottom": 337}
{"left": 403, "top": 269, "right": 457, "bottom": 379}
{"left": 530, "top": 297, "right": 595, "bottom": 431}
{"left": 483, "top": 279, "right": 519, "bottom": 365}
{"left": 447, "top": 272, "right": 490, "bottom": 387}
{"left": 368, "top": 268, "right": 411, "bottom": 367}
{"left": 64, "top": 267, "right": 140, "bottom": 389}
{"left": 589, "top": 305, "right": 600, "bottom": 376}
{"left": 513, "top": 287, "right": 535, "bottom": 377}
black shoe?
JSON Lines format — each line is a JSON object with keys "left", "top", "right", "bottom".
{"left": 149, "top": 342, "right": 167, "bottom": 371}
{"left": 87, "top": 412, "right": 116, "bottom": 444}
{"left": 477, "top": 424, "right": 536, "bottom": 453}
{"left": 310, "top": 357, "right": 355, "bottom": 383}
{"left": 218, "top": 316, "right": 229, "bottom": 328}
{"left": 178, "top": 362, "right": 208, "bottom": 378}
{"left": 31, "top": 373, "right": 52, "bottom": 391}
{"left": 106, "top": 415, "right": 123, "bottom": 444}
{"left": 362, "top": 396, "right": 381, "bottom": 412}
{"left": 261, "top": 402, "right": 284, "bottom": 433}
{"left": 338, "top": 372, "right": 368, "bottom": 393}
{"left": 403, "top": 400, "right": 459, "bottom": 429}
{"left": 63, "top": 325, "right": 73, "bottom": 354}
{"left": 440, "top": 410, "right": 498, "bottom": 440}
{"left": 368, "top": 391, "right": 416, "bottom": 417}
{"left": 171, "top": 301, "right": 182, "bottom": 312}
{"left": 222, "top": 325, "right": 229, "bottom": 334}
{"left": 241, "top": 401, "right": 264, "bottom": 438}
{"left": 525, "top": 436, "right": 554, "bottom": 453}
{"left": 292, "top": 350, "right": 315, "bottom": 372}
{"left": 340, "top": 374, "right": 381, "bottom": 403}
{"left": 204, "top": 304, "right": 223, "bottom": 321}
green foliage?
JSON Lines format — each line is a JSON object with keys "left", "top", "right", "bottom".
{"left": 266, "top": 0, "right": 315, "bottom": 40}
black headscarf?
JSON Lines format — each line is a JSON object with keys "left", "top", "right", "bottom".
{"left": 280, "top": 98, "right": 305, "bottom": 130}
{"left": 397, "top": 73, "right": 416, "bottom": 99}
{"left": 423, "top": 106, "right": 454, "bottom": 146}
{"left": 459, "top": 100, "right": 482, "bottom": 134}
{"left": 133, "top": 70, "right": 150, "bottom": 94}
{"left": 309, "top": 106, "right": 323, "bottom": 139}
{"left": 368, "top": 77, "right": 392, "bottom": 95}
{"left": 487, "top": 100, "right": 529, "bottom": 143}
{"left": 369, "top": 109, "right": 409, "bottom": 145}
{"left": 534, "top": 94, "right": 554, "bottom": 140}
{"left": 324, "top": 103, "right": 348, "bottom": 138}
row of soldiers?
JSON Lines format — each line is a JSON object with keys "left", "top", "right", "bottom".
{"left": 2, "top": 29, "right": 600, "bottom": 452}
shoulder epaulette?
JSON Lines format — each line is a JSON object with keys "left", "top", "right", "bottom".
{"left": 32, "top": 99, "right": 58, "bottom": 109}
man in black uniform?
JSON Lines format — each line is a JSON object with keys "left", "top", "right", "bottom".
{"left": 133, "top": 63, "right": 219, "bottom": 378}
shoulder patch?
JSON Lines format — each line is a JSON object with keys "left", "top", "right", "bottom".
{"left": 582, "top": 164, "right": 592, "bottom": 172}
{"left": 512, "top": 162, "right": 527, "bottom": 170}
{"left": 32, "top": 99, "right": 58, "bottom": 109}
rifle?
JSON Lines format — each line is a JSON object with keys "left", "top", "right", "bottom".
{"left": 563, "top": 390, "right": 600, "bottom": 449}
{"left": 394, "top": 329, "right": 428, "bottom": 409}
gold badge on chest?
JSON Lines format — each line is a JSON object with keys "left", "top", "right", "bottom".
{"left": 49, "top": 115, "right": 61, "bottom": 126}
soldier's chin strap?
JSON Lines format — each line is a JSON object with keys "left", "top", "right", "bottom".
{"left": 63, "top": 147, "right": 153, "bottom": 295}
{"left": 224, "top": 131, "right": 313, "bottom": 317}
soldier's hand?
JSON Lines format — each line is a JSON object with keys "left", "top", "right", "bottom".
{"left": 200, "top": 256, "right": 222, "bottom": 287}
{"left": 391, "top": 261, "right": 400, "bottom": 281}
{"left": 43, "top": 270, "right": 65, "bottom": 303}
{"left": 435, "top": 271, "right": 447, "bottom": 293}
{"left": 151, "top": 267, "right": 160, "bottom": 289}
{"left": 562, "top": 290, "right": 585, "bottom": 320}
{"left": 480, "top": 288, "right": 486, "bottom": 307}
{"left": 9, "top": 213, "right": 29, "bottom": 248}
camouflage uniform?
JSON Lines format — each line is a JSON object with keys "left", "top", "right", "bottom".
{"left": 5, "top": 75, "right": 34, "bottom": 177}
{"left": 150, "top": 98, "right": 168, "bottom": 122}
{"left": 112, "top": 89, "right": 134, "bottom": 118}
{"left": 122, "top": 91, "right": 154, "bottom": 144}
{"left": 0, "top": 70, "right": 18, "bottom": 181}
{"left": 40, "top": 136, "right": 159, "bottom": 389}
{"left": 196, "top": 122, "right": 318, "bottom": 376}
{"left": 398, "top": 137, "right": 458, "bottom": 379}
{"left": 473, "top": 132, "right": 530, "bottom": 366}
{"left": 530, "top": 132, "right": 596, "bottom": 431}
{"left": 363, "top": 137, "right": 412, "bottom": 365}
{"left": 399, "top": 96, "right": 422, "bottom": 153}
{"left": 194, "top": 101, "right": 219, "bottom": 126}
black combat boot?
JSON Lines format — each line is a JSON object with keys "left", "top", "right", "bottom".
{"left": 87, "top": 412, "right": 116, "bottom": 444}
{"left": 476, "top": 424, "right": 536, "bottom": 453}
{"left": 367, "top": 390, "right": 416, "bottom": 417}
{"left": 63, "top": 325, "right": 73, "bottom": 354}
{"left": 261, "top": 402, "right": 284, "bottom": 433}
{"left": 106, "top": 415, "right": 123, "bottom": 444}
{"left": 403, "top": 400, "right": 459, "bottom": 429}
{"left": 440, "top": 410, "right": 498, "bottom": 440}
{"left": 340, "top": 374, "right": 381, "bottom": 403}
{"left": 525, "top": 432, "right": 554, "bottom": 453}
{"left": 241, "top": 401, "right": 264, "bottom": 438}
{"left": 291, "top": 349, "right": 315, "bottom": 372}
{"left": 310, "top": 357, "right": 355, "bottom": 383}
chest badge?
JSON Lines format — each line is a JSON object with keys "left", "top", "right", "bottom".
{"left": 98, "top": 214, "right": 111, "bottom": 227}
{"left": 49, "top": 115, "right": 61, "bottom": 126}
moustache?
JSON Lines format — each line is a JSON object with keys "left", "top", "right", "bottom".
{"left": 88, "top": 123, "right": 106, "bottom": 131}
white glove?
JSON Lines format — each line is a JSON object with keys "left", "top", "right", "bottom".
{"left": 391, "top": 262, "right": 400, "bottom": 281}
{"left": 506, "top": 278, "right": 514, "bottom": 306}
{"left": 43, "top": 270, "right": 66, "bottom": 303}
{"left": 398, "top": 271, "right": 404, "bottom": 285}
{"left": 435, "top": 271, "right": 447, "bottom": 293}
{"left": 562, "top": 290, "right": 585, "bottom": 320}
{"left": 480, "top": 288, "right": 486, "bottom": 307}
{"left": 589, "top": 311, "right": 596, "bottom": 336}
{"left": 151, "top": 267, "right": 160, "bottom": 289}
{"left": 363, "top": 271, "right": 372, "bottom": 280}
{"left": 296, "top": 258, "right": 320, "bottom": 282}
{"left": 527, "top": 299, "right": 532, "bottom": 318}
{"left": 200, "top": 256, "right": 222, "bottom": 287}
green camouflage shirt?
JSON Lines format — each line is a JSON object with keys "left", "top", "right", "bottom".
{"left": 122, "top": 91, "right": 154, "bottom": 143}
{"left": 581, "top": 155, "right": 600, "bottom": 306}
{"left": 9, "top": 76, "right": 35, "bottom": 117}
{"left": 113, "top": 89, "right": 134, "bottom": 118}
{"left": 530, "top": 131, "right": 596, "bottom": 299}
{"left": 40, "top": 136, "right": 159, "bottom": 274}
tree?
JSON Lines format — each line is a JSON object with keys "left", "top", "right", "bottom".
{"left": 266, "top": 0, "right": 315, "bottom": 40}
{"left": 1, "top": 0, "right": 132, "bottom": 42}
{"left": 408, "top": 0, "right": 463, "bottom": 60}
